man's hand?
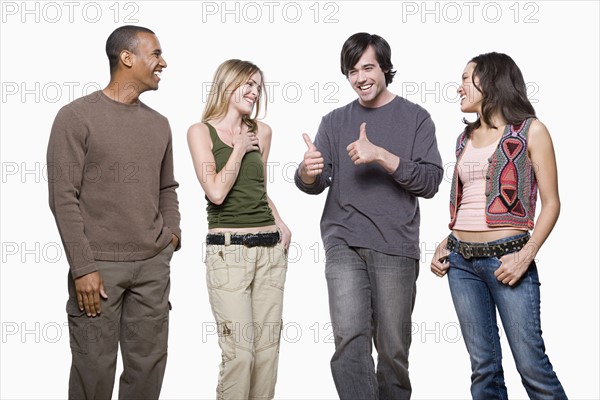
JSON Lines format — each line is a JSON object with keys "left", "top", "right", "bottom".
{"left": 346, "top": 123, "right": 381, "bottom": 165}
{"left": 170, "top": 234, "right": 179, "bottom": 249}
{"left": 75, "top": 271, "right": 108, "bottom": 317}
{"left": 300, "top": 133, "right": 324, "bottom": 184}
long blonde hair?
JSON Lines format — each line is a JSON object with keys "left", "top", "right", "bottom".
{"left": 201, "top": 59, "right": 267, "bottom": 133}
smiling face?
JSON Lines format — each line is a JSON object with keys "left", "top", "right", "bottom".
{"left": 228, "top": 70, "right": 262, "bottom": 116}
{"left": 458, "top": 62, "right": 483, "bottom": 114}
{"left": 347, "top": 45, "right": 391, "bottom": 108}
{"left": 129, "top": 32, "right": 167, "bottom": 93}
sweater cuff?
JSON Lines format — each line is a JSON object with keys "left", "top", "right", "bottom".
{"left": 70, "top": 262, "right": 98, "bottom": 280}
{"left": 390, "top": 158, "right": 416, "bottom": 184}
{"left": 294, "top": 168, "right": 324, "bottom": 194}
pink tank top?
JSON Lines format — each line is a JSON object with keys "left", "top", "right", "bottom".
{"left": 453, "top": 139, "right": 527, "bottom": 231}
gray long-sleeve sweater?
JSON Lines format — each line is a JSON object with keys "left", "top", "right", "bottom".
{"left": 295, "top": 96, "right": 443, "bottom": 259}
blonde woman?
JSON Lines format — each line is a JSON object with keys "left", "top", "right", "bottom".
{"left": 187, "top": 59, "right": 290, "bottom": 400}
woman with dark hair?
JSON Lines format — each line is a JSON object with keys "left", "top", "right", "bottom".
{"left": 187, "top": 59, "right": 290, "bottom": 400}
{"left": 430, "top": 52, "right": 567, "bottom": 399}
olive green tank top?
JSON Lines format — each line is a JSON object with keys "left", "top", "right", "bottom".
{"left": 205, "top": 123, "right": 275, "bottom": 228}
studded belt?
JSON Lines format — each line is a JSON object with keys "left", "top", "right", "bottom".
{"left": 206, "top": 231, "right": 280, "bottom": 247}
{"left": 446, "top": 234, "right": 530, "bottom": 259}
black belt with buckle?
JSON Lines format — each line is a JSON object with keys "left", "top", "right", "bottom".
{"left": 206, "top": 231, "right": 280, "bottom": 247}
{"left": 446, "top": 234, "right": 530, "bottom": 259}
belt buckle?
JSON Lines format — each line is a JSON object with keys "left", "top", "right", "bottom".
{"left": 243, "top": 233, "right": 258, "bottom": 247}
{"left": 460, "top": 243, "right": 473, "bottom": 259}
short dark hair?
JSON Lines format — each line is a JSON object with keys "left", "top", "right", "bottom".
{"left": 464, "top": 52, "right": 536, "bottom": 134}
{"left": 340, "top": 32, "right": 396, "bottom": 86}
{"left": 106, "top": 25, "right": 155, "bottom": 73}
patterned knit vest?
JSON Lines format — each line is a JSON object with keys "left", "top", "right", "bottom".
{"left": 449, "top": 118, "right": 537, "bottom": 230}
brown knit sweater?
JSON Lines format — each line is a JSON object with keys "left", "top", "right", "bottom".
{"left": 47, "top": 91, "right": 181, "bottom": 278}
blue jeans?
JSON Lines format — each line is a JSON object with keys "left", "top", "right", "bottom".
{"left": 447, "top": 234, "right": 567, "bottom": 400}
{"left": 325, "top": 244, "right": 419, "bottom": 400}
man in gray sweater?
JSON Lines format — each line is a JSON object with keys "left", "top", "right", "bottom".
{"left": 295, "top": 33, "right": 443, "bottom": 399}
{"left": 47, "top": 25, "right": 180, "bottom": 399}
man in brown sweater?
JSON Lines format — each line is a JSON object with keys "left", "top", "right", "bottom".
{"left": 47, "top": 25, "right": 181, "bottom": 399}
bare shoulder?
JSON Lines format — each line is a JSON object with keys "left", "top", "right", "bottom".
{"left": 256, "top": 121, "right": 272, "bottom": 147}
{"left": 527, "top": 119, "right": 554, "bottom": 154}
{"left": 528, "top": 119, "right": 551, "bottom": 140}
{"left": 187, "top": 121, "right": 210, "bottom": 137}
{"left": 256, "top": 121, "right": 272, "bottom": 156}
{"left": 256, "top": 120, "right": 272, "bottom": 139}
{"left": 187, "top": 122, "right": 213, "bottom": 152}
{"left": 187, "top": 122, "right": 213, "bottom": 145}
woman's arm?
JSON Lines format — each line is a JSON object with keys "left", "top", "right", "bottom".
{"left": 494, "top": 119, "right": 561, "bottom": 285}
{"left": 258, "top": 121, "right": 292, "bottom": 249}
{"left": 187, "top": 122, "right": 258, "bottom": 205}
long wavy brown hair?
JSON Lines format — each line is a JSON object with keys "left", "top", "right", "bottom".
{"left": 464, "top": 52, "right": 536, "bottom": 135}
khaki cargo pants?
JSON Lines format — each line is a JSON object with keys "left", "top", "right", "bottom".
{"left": 205, "top": 242, "right": 288, "bottom": 400}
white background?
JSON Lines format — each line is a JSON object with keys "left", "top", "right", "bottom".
{"left": 1, "top": 1, "right": 599, "bottom": 399}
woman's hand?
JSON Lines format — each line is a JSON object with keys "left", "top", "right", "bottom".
{"left": 277, "top": 223, "right": 292, "bottom": 250}
{"left": 494, "top": 242, "right": 537, "bottom": 286}
{"left": 430, "top": 236, "right": 450, "bottom": 277}
{"left": 232, "top": 127, "right": 259, "bottom": 153}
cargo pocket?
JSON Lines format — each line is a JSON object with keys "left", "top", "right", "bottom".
{"left": 268, "top": 244, "right": 288, "bottom": 290}
{"left": 65, "top": 298, "right": 89, "bottom": 355}
{"left": 217, "top": 321, "right": 236, "bottom": 362}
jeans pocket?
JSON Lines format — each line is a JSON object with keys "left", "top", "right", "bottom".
{"left": 268, "top": 244, "right": 288, "bottom": 290}
{"left": 447, "top": 250, "right": 463, "bottom": 266}
{"left": 489, "top": 256, "right": 502, "bottom": 270}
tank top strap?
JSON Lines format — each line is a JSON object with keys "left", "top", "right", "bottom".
{"left": 205, "top": 122, "right": 219, "bottom": 144}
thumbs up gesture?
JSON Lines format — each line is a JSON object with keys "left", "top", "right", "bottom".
{"left": 300, "top": 133, "right": 324, "bottom": 183}
{"left": 346, "top": 122, "right": 379, "bottom": 165}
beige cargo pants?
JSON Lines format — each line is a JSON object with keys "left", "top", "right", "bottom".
{"left": 205, "top": 242, "right": 288, "bottom": 400}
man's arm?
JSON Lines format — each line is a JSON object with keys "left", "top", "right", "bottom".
{"left": 47, "top": 106, "right": 106, "bottom": 316}
{"left": 295, "top": 116, "right": 333, "bottom": 195}
{"left": 47, "top": 106, "right": 97, "bottom": 277}
{"left": 347, "top": 116, "right": 443, "bottom": 198}
{"left": 392, "top": 114, "right": 444, "bottom": 199}
{"left": 388, "top": 115, "right": 444, "bottom": 199}
{"left": 159, "top": 123, "right": 181, "bottom": 250}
